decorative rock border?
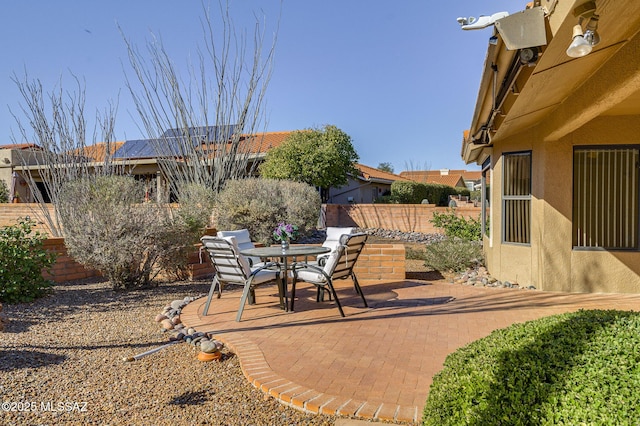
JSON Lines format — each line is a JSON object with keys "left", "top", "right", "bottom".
{"left": 453, "top": 266, "right": 537, "bottom": 290}
{"left": 151, "top": 295, "right": 226, "bottom": 362}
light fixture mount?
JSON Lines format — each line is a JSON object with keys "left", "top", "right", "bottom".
{"left": 573, "top": 1, "right": 597, "bottom": 20}
{"left": 565, "top": 1, "right": 600, "bottom": 58}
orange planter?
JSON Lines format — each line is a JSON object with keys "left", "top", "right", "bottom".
{"left": 197, "top": 351, "right": 222, "bottom": 362}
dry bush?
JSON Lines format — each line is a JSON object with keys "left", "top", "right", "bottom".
{"left": 214, "top": 178, "right": 321, "bottom": 244}
{"left": 160, "top": 183, "right": 217, "bottom": 280}
{"left": 58, "top": 176, "right": 193, "bottom": 289}
{"left": 174, "top": 183, "right": 216, "bottom": 237}
{"left": 0, "top": 179, "right": 9, "bottom": 203}
{"left": 422, "top": 238, "right": 484, "bottom": 274}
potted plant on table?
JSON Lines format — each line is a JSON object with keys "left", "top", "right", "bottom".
{"left": 273, "top": 222, "right": 299, "bottom": 251}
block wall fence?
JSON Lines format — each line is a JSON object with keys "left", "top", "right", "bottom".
{"left": 0, "top": 203, "right": 56, "bottom": 233}
{"left": 1, "top": 203, "right": 482, "bottom": 235}
{"left": 42, "top": 238, "right": 102, "bottom": 283}
{"left": 39, "top": 241, "right": 404, "bottom": 284}
{"left": 1, "top": 203, "right": 474, "bottom": 283}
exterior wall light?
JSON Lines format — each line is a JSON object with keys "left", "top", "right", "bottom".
{"left": 566, "top": 1, "right": 600, "bottom": 58}
{"left": 566, "top": 24, "right": 593, "bottom": 57}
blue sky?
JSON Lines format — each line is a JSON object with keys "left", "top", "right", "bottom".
{"left": 1, "top": 1, "right": 520, "bottom": 173}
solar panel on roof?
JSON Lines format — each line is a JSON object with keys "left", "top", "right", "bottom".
{"left": 161, "top": 125, "right": 238, "bottom": 142}
{"left": 112, "top": 138, "right": 183, "bottom": 159}
{"left": 113, "top": 125, "right": 239, "bottom": 160}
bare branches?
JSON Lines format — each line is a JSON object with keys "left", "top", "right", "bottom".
{"left": 9, "top": 1, "right": 279, "bottom": 239}
{"left": 122, "top": 0, "right": 278, "bottom": 196}
{"left": 10, "top": 73, "right": 120, "bottom": 236}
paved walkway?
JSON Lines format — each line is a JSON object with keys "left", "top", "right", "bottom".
{"left": 180, "top": 277, "right": 640, "bottom": 424}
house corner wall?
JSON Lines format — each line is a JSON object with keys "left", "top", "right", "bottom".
{"left": 485, "top": 116, "right": 640, "bottom": 293}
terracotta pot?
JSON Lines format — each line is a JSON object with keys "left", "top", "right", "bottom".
{"left": 197, "top": 351, "right": 222, "bottom": 362}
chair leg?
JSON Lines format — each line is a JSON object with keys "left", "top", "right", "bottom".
{"left": 326, "top": 279, "right": 345, "bottom": 317}
{"left": 203, "top": 276, "right": 220, "bottom": 315}
{"left": 236, "top": 282, "right": 253, "bottom": 322}
{"left": 290, "top": 276, "right": 297, "bottom": 312}
{"left": 316, "top": 286, "right": 332, "bottom": 302}
{"left": 352, "top": 273, "right": 368, "bottom": 308}
{"left": 278, "top": 272, "right": 288, "bottom": 311}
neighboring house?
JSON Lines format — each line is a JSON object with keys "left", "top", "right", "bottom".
{"left": 3, "top": 129, "right": 292, "bottom": 202}
{"left": 0, "top": 143, "right": 44, "bottom": 202}
{"left": 400, "top": 169, "right": 482, "bottom": 191}
{"left": 107, "top": 129, "right": 292, "bottom": 201}
{"left": 7, "top": 129, "right": 404, "bottom": 205}
{"left": 460, "top": 0, "right": 640, "bottom": 293}
{"left": 327, "top": 163, "right": 410, "bottom": 204}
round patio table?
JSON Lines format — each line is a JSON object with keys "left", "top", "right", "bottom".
{"left": 240, "top": 245, "right": 330, "bottom": 311}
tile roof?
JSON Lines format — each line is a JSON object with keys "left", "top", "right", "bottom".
{"left": 0, "top": 143, "right": 42, "bottom": 150}
{"left": 355, "top": 163, "right": 410, "bottom": 182}
{"left": 423, "top": 174, "right": 467, "bottom": 188}
{"left": 71, "top": 141, "right": 125, "bottom": 162}
{"left": 238, "top": 131, "right": 293, "bottom": 154}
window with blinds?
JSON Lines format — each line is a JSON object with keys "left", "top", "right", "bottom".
{"left": 481, "top": 158, "right": 491, "bottom": 238}
{"left": 502, "top": 152, "right": 531, "bottom": 244}
{"left": 573, "top": 147, "right": 639, "bottom": 249}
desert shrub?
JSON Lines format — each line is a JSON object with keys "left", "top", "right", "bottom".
{"left": 214, "top": 178, "right": 321, "bottom": 244}
{"left": 405, "top": 246, "right": 427, "bottom": 260}
{"left": 58, "top": 176, "right": 192, "bottom": 289}
{"left": 424, "top": 309, "right": 640, "bottom": 425}
{"left": 280, "top": 180, "right": 323, "bottom": 232}
{"left": 431, "top": 209, "right": 482, "bottom": 241}
{"left": 0, "top": 179, "right": 9, "bottom": 203}
{"left": 0, "top": 217, "right": 56, "bottom": 303}
{"left": 175, "top": 183, "right": 216, "bottom": 237}
{"left": 158, "top": 183, "right": 218, "bottom": 280}
{"left": 390, "top": 181, "right": 428, "bottom": 204}
{"left": 422, "top": 238, "right": 483, "bottom": 273}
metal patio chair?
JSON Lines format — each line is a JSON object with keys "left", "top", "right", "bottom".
{"left": 316, "top": 226, "right": 355, "bottom": 266}
{"left": 200, "top": 236, "right": 282, "bottom": 322}
{"left": 291, "top": 233, "right": 368, "bottom": 317}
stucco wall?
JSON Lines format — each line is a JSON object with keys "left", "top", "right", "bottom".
{"left": 486, "top": 116, "right": 640, "bottom": 293}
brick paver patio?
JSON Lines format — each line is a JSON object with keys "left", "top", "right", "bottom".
{"left": 180, "top": 277, "right": 640, "bottom": 424}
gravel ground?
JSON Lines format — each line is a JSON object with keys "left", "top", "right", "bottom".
{"left": 0, "top": 279, "right": 337, "bottom": 426}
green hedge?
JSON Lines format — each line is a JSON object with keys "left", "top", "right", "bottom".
{"left": 424, "top": 183, "right": 458, "bottom": 206}
{"left": 390, "top": 181, "right": 427, "bottom": 204}
{"left": 455, "top": 187, "right": 471, "bottom": 197}
{"left": 390, "top": 181, "right": 459, "bottom": 206}
{"left": 423, "top": 309, "right": 640, "bottom": 425}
